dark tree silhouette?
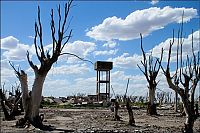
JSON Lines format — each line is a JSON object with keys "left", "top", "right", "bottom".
{"left": 0, "top": 83, "right": 22, "bottom": 121}
{"left": 9, "top": 0, "right": 92, "bottom": 129}
{"left": 124, "top": 78, "right": 135, "bottom": 126}
{"left": 160, "top": 28, "right": 199, "bottom": 133}
{"left": 137, "top": 34, "right": 163, "bottom": 115}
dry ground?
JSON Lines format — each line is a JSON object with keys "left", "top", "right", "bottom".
{"left": 0, "top": 108, "right": 200, "bottom": 133}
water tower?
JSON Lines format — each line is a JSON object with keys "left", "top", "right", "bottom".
{"left": 94, "top": 61, "right": 113, "bottom": 101}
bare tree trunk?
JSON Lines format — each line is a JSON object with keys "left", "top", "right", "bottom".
{"left": 17, "top": 71, "right": 46, "bottom": 128}
{"left": 0, "top": 89, "right": 15, "bottom": 120}
{"left": 174, "top": 91, "right": 178, "bottom": 112}
{"left": 182, "top": 101, "right": 195, "bottom": 133}
{"left": 114, "top": 101, "right": 120, "bottom": 121}
{"left": 126, "top": 98, "right": 135, "bottom": 126}
{"left": 18, "top": 72, "right": 30, "bottom": 120}
{"left": 10, "top": 0, "right": 92, "bottom": 129}
{"left": 30, "top": 74, "right": 46, "bottom": 126}
{"left": 147, "top": 87, "right": 157, "bottom": 115}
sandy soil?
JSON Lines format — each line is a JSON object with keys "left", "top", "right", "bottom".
{"left": 0, "top": 108, "right": 200, "bottom": 133}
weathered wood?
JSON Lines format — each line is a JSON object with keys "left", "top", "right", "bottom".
{"left": 137, "top": 34, "right": 163, "bottom": 115}
{"left": 126, "top": 98, "right": 135, "bottom": 126}
{"left": 160, "top": 26, "right": 199, "bottom": 133}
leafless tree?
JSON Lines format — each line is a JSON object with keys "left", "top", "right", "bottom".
{"left": 160, "top": 27, "right": 199, "bottom": 132}
{"left": 110, "top": 86, "right": 121, "bottom": 121}
{"left": 137, "top": 34, "right": 163, "bottom": 115}
{"left": 124, "top": 78, "right": 135, "bottom": 126}
{"left": 9, "top": 0, "right": 92, "bottom": 129}
{"left": 156, "top": 91, "right": 165, "bottom": 106}
{"left": 0, "top": 83, "right": 22, "bottom": 121}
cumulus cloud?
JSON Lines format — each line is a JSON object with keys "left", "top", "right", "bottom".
{"left": 1, "top": 65, "right": 15, "bottom": 78}
{"left": 108, "top": 53, "right": 142, "bottom": 68}
{"left": 1, "top": 36, "right": 35, "bottom": 61}
{"left": 93, "top": 49, "right": 118, "bottom": 56}
{"left": 43, "top": 79, "right": 71, "bottom": 97}
{"left": 62, "top": 41, "right": 96, "bottom": 57}
{"left": 49, "top": 63, "right": 90, "bottom": 75}
{"left": 1, "top": 36, "right": 19, "bottom": 50}
{"left": 60, "top": 40, "right": 96, "bottom": 63}
{"left": 2, "top": 43, "right": 32, "bottom": 61}
{"left": 86, "top": 6, "right": 197, "bottom": 41}
{"left": 151, "top": 30, "right": 200, "bottom": 62}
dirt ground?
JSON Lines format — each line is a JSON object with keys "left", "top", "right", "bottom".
{"left": 0, "top": 108, "right": 200, "bottom": 133}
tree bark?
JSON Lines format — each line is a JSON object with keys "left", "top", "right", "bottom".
{"left": 182, "top": 99, "right": 195, "bottom": 133}
{"left": 114, "top": 101, "right": 120, "bottom": 121}
{"left": 0, "top": 89, "right": 15, "bottom": 120}
{"left": 17, "top": 71, "right": 47, "bottom": 128}
{"left": 147, "top": 87, "right": 157, "bottom": 115}
{"left": 126, "top": 98, "right": 135, "bottom": 126}
{"left": 30, "top": 74, "right": 46, "bottom": 124}
{"left": 174, "top": 91, "right": 178, "bottom": 112}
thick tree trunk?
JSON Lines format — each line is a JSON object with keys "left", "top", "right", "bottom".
{"left": 0, "top": 99, "right": 15, "bottom": 120}
{"left": 114, "top": 101, "right": 120, "bottom": 121}
{"left": 0, "top": 89, "right": 15, "bottom": 120}
{"left": 174, "top": 91, "right": 178, "bottom": 112}
{"left": 147, "top": 88, "right": 157, "bottom": 115}
{"left": 31, "top": 74, "right": 46, "bottom": 121}
{"left": 182, "top": 99, "right": 195, "bottom": 133}
{"left": 126, "top": 98, "right": 135, "bottom": 126}
{"left": 184, "top": 111, "right": 195, "bottom": 133}
{"left": 18, "top": 73, "right": 30, "bottom": 119}
{"left": 29, "top": 74, "right": 47, "bottom": 128}
{"left": 18, "top": 72, "right": 47, "bottom": 128}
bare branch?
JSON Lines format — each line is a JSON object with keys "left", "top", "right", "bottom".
{"left": 50, "top": 9, "right": 57, "bottom": 54}
{"left": 60, "top": 52, "right": 93, "bottom": 65}
{"left": 61, "top": 0, "right": 73, "bottom": 34}
{"left": 58, "top": 4, "right": 61, "bottom": 35}
{"left": 37, "top": 6, "right": 45, "bottom": 58}
{"left": 167, "top": 30, "right": 174, "bottom": 70}
{"left": 124, "top": 78, "right": 130, "bottom": 98}
{"left": 61, "top": 29, "right": 72, "bottom": 52}
{"left": 26, "top": 51, "right": 38, "bottom": 72}
{"left": 9, "top": 61, "right": 20, "bottom": 77}
{"left": 34, "top": 22, "right": 41, "bottom": 62}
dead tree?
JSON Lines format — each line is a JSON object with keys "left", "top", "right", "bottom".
{"left": 0, "top": 83, "right": 22, "bottom": 120}
{"left": 160, "top": 28, "right": 199, "bottom": 133}
{"left": 124, "top": 78, "right": 135, "bottom": 126}
{"left": 9, "top": 0, "right": 92, "bottom": 129}
{"left": 137, "top": 34, "right": 163, "bottom": 115}
{"left": 0, "top": 89, "right": 16, "bottom": 120}
{"left": 112, "top": 99, "right": 120, "bottom": 121}
{"left": 156, "top": 91, "right": 165, "bottom": 106}
{"left": 111, "top": 85, "right": 121, "bottom": 121}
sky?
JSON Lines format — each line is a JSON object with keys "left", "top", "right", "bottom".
{"left": 1, "top": 0, "right": 200, "bottom": 98}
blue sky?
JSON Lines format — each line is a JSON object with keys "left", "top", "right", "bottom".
{"left": 1, "top": 0, "right": 200, "bottom": 98}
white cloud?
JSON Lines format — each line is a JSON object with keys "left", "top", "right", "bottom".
{"left": 151, "top": 30, "right": 200, "bottom": 62}
{"left": 62, "top": 40, "right": 96, "bottom": 57}
{"left": 93, "top": 49, "right": 118, "bottom": 56}
{"left": 108, "top": 53, "right": 142, "bottom": 68}
{"left": 1, "top": 36, "right": 35, "bottom": 61}
{"left": 49, "top": 63, "right": 90, "bottom": 75}
{"left": 0, "top": 59, "right": 18, "bottom": 86}
{"left": 60, "top": 40, "right": 96, "bottom": 63}
{"left": 2, "top": 43, "right": 32, "bottom": 61}
{"left": 43, "top": 79, "right": 71, "bottom": 97}
{"left": 151, "top": 0, "right": 159, "bottom": 5}
{"left": 86, "top": 6, "right": 197, "bottom": 41}
{"left": 103, "top": 41, "right": 117, "bottom": 48}
{"left": 1, "top": 36, "right": 19, "bottom": 50}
